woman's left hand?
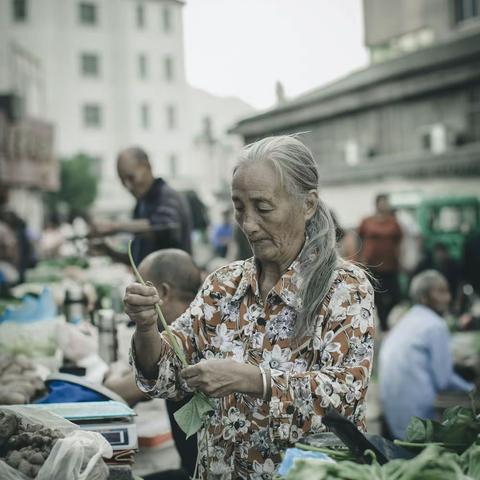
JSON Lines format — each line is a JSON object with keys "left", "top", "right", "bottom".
{"left": 180, "top": 359, "right": 262, "bottom": 398}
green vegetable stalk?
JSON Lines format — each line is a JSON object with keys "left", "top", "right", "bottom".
{"left": 128, "top": 240, "right": 188, "bottom": 367}
{"left": 127, "top": 241, "right": 213, "bottom": 443}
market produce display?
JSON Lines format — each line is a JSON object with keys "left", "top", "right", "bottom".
{"left": 397, "top": 405, "right": 480, "bottom": 453}
{"left": 284, "top": 444, "right": 480, "bottom": 479}
{"left": 0, "top": 410, "right": 64, "bottom": 478}
{"left": 281, "top": 406, "right": 480, "bottom": 479}
{"left": 0, "top": 354, "right": 46, "bottom": 404}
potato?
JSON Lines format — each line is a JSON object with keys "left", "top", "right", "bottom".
{"left": 17, "top": 459, "right": 31, "bottom": 476}
{"left": 2, "top": 363, "right": 23, "bottom": 374}
{"left": 5, "top": 450, "right": 22, "bottom": 469}
{"left": 30, "top": 464, "right": 42, "bottom": 478}
{"left": 0, "top": 411, "right": 18, "bottom": 445}
{"left": 0, "top": 390, "right": 27, "bottom": 405}
{"left": 30, "top": 452, "right": 45, "bottom": 465}
{"left": 31, "top": 435, "right": 44, "bottom": 447}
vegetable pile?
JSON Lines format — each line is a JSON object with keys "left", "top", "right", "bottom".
{"left": 397, "top": 405, "right": 480, "bottom": 453}
{"left": 0, "top": 354, "right": 46, "bottom": 404}
{"left": 285, "top": 444, "right": 480, "bottom": 480}
{"left": 283, "top": 406, "right": 480, "bottom": 479}
{"left": 0, "top": 410, "right": 64, "bottom": 478}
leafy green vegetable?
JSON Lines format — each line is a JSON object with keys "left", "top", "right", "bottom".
{"left": 284, "top": 444, "right": 480, "bottom": 480}
{"left": 127, "top": 241, "right": 213, "bottom": 437}
{"left": 174, "top": 393, "right": 213, "bottom": 439}
{"left": 398, "top": 406, "right": 480, "bottom": 453}
{"left": 294, "top": 442, "right": 355, "bottom": 462}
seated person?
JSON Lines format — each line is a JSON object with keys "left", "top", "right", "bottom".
{"left": 379, "top": 269, "right": 474, "bottom": 439}
{"left": 105, "top": 249, "right": 202, "bottom": 478}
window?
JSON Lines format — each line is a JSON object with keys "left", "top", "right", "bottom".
{"left": 454, "top": 0, "right": 479, "bottom": 23}
{"left": 136, "top": 3, "right": 145, "bottom": 28}
{"left": 169, "top": 154, "right": 177, "bottom": 178}
{"left": 83, "top": 103, "right": 102, "bottom": 128}
{"left": 12, "top": 0, "right": 27, "bottom": 22}
{"left": 80, "top": 53, "right": 99, "bottom": 77}
{"left": 164, "top": 56, "right": 174, "bottom": 82}
{"left": 140, "top": 103, "right": 150, "bottom": 129}
{"left": 162, "top": 6, "right": 172, "bottom": 32}
{"left": 79, "top": 2, "right": 97, "bottom": 25}
{"left": 469, "top": 86, "right": 480, "bottom": 141}
{"left": 138, "top": 53, "right": 148, "bottom": 79}
{"left": 166, "top": 104, "right": 176, "bottom": 129}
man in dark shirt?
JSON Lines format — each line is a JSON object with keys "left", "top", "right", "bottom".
{"left": 105, "top": 249, "right": 201, "bottom": 478}
{"left": 92, "top": 147, "right": 192, "bottom": 264}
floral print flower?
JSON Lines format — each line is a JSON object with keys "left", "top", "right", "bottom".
{"left": 211, "top": 323, "right": 235, "bottom": 352}
{"left": 252, "top": 459, "right": 276, "bottom": 479}
{"left": 222, "top": 407, "right": 251, "bottom": 440}
{"left": 312, "top": 330, "right": 342, "bottom": 364}
{"left": 261, "top": 345, "right": 293, "bottom": 372}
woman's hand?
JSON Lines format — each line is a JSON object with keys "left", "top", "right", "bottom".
{"left": 180, "top": 359, "right": 263, "bottom": 398}
{"left": 123, "top": 282, "right": 161, "bottom": 332}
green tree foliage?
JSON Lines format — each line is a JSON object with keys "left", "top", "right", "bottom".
{"left": 46, "top": 154, "right": 98, "bottom": 218}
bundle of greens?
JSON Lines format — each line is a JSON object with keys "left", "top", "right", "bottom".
{"left": 396, "top": 405, "right": 480, "bottom": 453}
{"left": 284, "top": 444, "right": 480, "bottom": 480}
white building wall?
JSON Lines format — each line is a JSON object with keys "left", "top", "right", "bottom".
{"left": 0, "top": 0, "right": 189, "bottom": 216}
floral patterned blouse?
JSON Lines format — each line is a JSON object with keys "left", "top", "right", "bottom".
{"left": 132, "top": 255, "right": 375, "bottom": 479}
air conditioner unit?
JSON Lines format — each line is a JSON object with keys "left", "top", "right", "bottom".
{"left": 344, "top": 140, "right": 360, "bottom": 166}
{"left": 420, "top": 123, "right": 449, "bottom": 154}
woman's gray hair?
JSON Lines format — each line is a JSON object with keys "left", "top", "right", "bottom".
{"left": 409, "top": 269, "right": 445, "bottom": 304}
{"left": 235, "top": 135, "right": 338, "bottom": 336}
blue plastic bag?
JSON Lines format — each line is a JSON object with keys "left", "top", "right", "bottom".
{"left": 278, "top": 448, "right": 335, "bottom": 476}
{"left": 0, "top": 288, "right": 57, "bottom": 323}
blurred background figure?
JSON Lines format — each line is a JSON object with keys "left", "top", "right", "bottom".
{"left": 227, "top": 225, "right": 252, "bottom": 262}
{"left": 358, "top": 194, "right": 403, "bottom": 331}
{"left": 415, "top": 242, "right": 463, "bottom": 307}
{"left": 183, "top": 190, "right": 210, "bottom": 242}
{"left": 338, "top": 229, "right": 361, "bottom": 262}
{"left": 210, "top": 207, "right": 233, "bottom": 257}
{"left": 91, "top": 147, "right": 193, "bottom": 264}
{"left": 0, "top": 216, "right": 19, "bottom": 287}
{"left": 463, "top": 230, "right": 480, "bottom": 295}
{"left": 105, "top": 248, "right": 202, "bottom": 480}
{"left": 0, "top": 185, "right": 36, "bottom": 284}
{"left": 396, "top": 208, "right": 422, "bottom": 278}
{"left": 379, "top": 270, "right": 474, "bottom": 440}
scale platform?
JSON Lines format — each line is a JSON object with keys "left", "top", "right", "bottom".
{"left": 24, "top": 401, "right": 138, "bottom": 451}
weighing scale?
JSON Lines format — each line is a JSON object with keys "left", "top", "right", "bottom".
{"left": 25, "top": 401, "right": 138, "bottom": 451}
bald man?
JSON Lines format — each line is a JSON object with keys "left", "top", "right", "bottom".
{"left": 105, "top": 249, "right": 201, "bottom": 478}
{"left": 92, "top": 147, "right": 192, "bottom": 264}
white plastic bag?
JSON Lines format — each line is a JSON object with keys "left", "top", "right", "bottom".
{"left": 0, "top": 406, "right": 112, "bottom": 480}
{"left": 56, "top": 321, "right": 99, "bottom": 362}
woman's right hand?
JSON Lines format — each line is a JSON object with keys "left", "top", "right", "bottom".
{"left": 123, "top": 282, "right": 161, "bottom": 332}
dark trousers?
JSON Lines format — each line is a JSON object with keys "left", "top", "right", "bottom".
{"left": 371, "top": 269, "right": 401, "bottom": 331}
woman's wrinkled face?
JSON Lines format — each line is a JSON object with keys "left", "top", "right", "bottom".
{"left": 231, "top": 161, "right": 308, "bottom": 269}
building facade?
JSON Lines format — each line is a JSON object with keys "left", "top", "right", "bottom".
{"left": 364, "top": 0, "right": 480, "bottom": 63}
{"left": 0, "top": 0, "right": 189, "bottom": 215}
{"left": 231, "top": 1, "right": 480, "bottom": 228}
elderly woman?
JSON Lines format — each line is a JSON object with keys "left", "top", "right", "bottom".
{"left": 125, "top": 136, "right": 375, "bottom": 479}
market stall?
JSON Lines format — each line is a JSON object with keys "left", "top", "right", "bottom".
{"left": 0, "top": 254, "right": 143, "bottom": 479}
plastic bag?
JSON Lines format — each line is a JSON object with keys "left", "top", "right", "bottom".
{"left": 0, "top": 406, "right": 112, "bottom": 480}
{"left": 56, "top": 321, "right": 99, "bottom": 362}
